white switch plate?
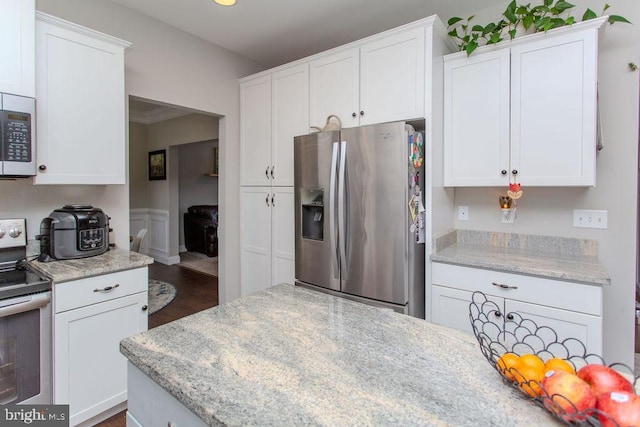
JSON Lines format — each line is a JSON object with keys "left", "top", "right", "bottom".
{"left": 573, "top": 209, "right": 608, "bottom": 229}
{"left": 458, "top": 206, "right": 469, "bottom": 221}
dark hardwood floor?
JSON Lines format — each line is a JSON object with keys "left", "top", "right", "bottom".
{"left": 96, "top": 261, "right": 218, "bottom": 427}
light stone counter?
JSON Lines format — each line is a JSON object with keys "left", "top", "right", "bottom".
{"left": 121, "top": 284, "right": 557, "bottom": 426}
{"left": 28, "top": 247, "right": 153, "bottom": 282}
{"left": 431, "top": 230, "right": 610, "bottom": 286}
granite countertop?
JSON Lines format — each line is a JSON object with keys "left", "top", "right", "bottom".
{"left": 28, "top": 247, "right": 154, "bottom": 283}
{"left": 431, "top": 230, "right": 610, "bottom": 286}
{"left": 121, "top": 284, "right": 556, "bottom": 426}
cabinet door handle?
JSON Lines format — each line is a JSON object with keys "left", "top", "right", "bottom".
{"left": 511, "top": 169, "right": 518, "bottom": 175}
{"left": 270, "top": 166, "right": 274, "bottom": 179}
{"left": 93, "top": 283, "right": 120, "bottom": 292}
{"left": 266, "top": 194, "right": 270, "bottom": 207}
{"left": 491, "top": 282, "right": 518, "bottom": 290}
{"left": 141, "top": 305, "right": 148, "bottom": 312}
{"left": 506, "top": 313, "right": 514, "bottom": 320}
{"left": 360, "top": 110, "right": 364, "bottom": 116}
{"left": 38, "top": 164, "right": 47, "bottom": 172}
{"left": 271, "top": 194, "right": 275, "bottom": 207}
{"left": 501, "top": 170, "right": 507, "bottom": 175}
{"left": 265, "top": 167, "right": 270, "bottom": 179}
{"left": 352, "top": 112, "right": 357, "bottom": 118}
{"left": 493, "top": 310, "right": 502, "bottom": 318}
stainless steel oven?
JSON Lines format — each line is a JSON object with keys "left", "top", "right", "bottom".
{"left": 0, "top": 219, "right": 52, "bottom": 405}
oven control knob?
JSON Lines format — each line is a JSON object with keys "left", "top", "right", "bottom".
{"left": 0, "top": 228, "right": 4, "bottom": 238}
{"left": 8, "top": 227, "right": 22, "bottom": 238}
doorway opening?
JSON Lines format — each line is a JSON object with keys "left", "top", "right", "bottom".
{"left": 128, "top": 96, "right": 220, "bottom": 315}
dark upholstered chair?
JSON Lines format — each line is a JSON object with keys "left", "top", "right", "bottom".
{"left": 184, "top": 205, "right": 218, "bottom": 257}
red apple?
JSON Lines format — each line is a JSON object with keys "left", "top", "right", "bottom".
{"left": 542, "top": 369, "right": 597, "bottom": 417}
{"left": 577, "top": 364, "right": 634, "bottom": 396}
{"left": 596, "top": 391, "right": 640, "bottom": 427}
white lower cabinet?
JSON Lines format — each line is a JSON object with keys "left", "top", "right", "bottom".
{"left": 431, "top": 263, "right": 603, "bottom": 356}
{"left": 240, "top": 186, "right": 294, "bottom": 296}
{"left": 53, "top": 268, "right": 148, "bottom": 426}
{"left": 127, "top": 363, "right": 207, "bottom": 427}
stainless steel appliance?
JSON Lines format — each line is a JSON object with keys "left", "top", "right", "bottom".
{"left": 0, "top": 218, "right": 52, "bottom": 404}
{"left": 294, "top": 121, "right": 426, "bottom": 318}
{"left": 37, "top": 205, "right": 110, "bottom": 262}
{"left": 0, "top": 93, "right": 36, "bottom": 177}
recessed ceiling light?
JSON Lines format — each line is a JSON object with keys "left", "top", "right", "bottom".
{"left": 214, "top": 0, "right": 236, "bottom": 5}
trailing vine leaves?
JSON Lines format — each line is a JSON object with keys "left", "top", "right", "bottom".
{"left": 447, "top": 1, "right": 631, "bottom": 56}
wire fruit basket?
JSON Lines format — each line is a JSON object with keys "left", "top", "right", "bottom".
{"left": 469, "top": 291, "right": 639, "bottom": 426}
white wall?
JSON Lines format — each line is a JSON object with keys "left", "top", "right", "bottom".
{"left": 36, "top": 0, "right": 264, "bottom": 304}
{"left": 452, "top": 0, "right": 640, "bottom": 366}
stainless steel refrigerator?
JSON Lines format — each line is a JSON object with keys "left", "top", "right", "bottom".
{"left": 294, "top": 121, "right": 425, "bottom": 318}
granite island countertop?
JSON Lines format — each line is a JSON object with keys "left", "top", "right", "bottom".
{"left": 28, "top": 247, "right": 154, "bottom": 282}
{"left": 121, "top": 283, "right": 557, "bottom": 426}
{"left": 431, "top": 230, "right": 610, "bottom": 286}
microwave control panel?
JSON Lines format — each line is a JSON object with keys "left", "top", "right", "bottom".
{"left": 1, "top": 110, "right": 32, "bottom": 162}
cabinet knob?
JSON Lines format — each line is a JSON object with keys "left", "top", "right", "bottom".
{"left": 266, "top": 194, "right": 270, "bottom": 207}
{"left": 38, "top": 165, "right": 47, "bottom": 171}
{"left": 512, "top": 169, "right": 518, "bottom": 175}
{"left": 352, "top": 112, "right": 357, "bottom": 118}
{"left": 501, "top": 170, "right": 507, "bottom": 175}
{"left": 141, "top": 305, "right": 148, "bottom": 312}
{"left": 270, "top": 166, "right": 274, "bottom": 179}
{"left": 265, "top": 167, "right": 269, "bottom": 179}
{"left": 493, "top": 310, "right": 502, "bottom": 318}
{"left": 359, "top": 110, "right": 364, "bottom": 116}
{"left": 271, "top": 194, "right": 275, "bottom": 207}
{"left": 506, "top": 313, "right": 514, "bottom": 321}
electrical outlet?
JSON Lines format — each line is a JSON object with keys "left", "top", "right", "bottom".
{"left": 573, "top": 210, "right": 608, "bottom": 229}
{"left": 458, "top": 206, "right": 469, "bottom": 221}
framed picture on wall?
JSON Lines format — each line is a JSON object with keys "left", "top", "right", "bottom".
{"left": 149, "top": 149, "right": 166, "bottom": 180}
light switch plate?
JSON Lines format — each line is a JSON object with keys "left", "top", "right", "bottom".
{"left": 458, "top": 206, "right": 469, "bottom": 221}
{"left": 573, "top": 210, "right": 608, "bottom": 229}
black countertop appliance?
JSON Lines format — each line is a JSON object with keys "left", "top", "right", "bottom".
{"left": 37, "top": 205, "right": 110, "bottom": 262}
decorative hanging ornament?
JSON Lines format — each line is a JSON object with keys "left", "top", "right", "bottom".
{"left": 507, "top": 182, "right": 523, "bottom": 200}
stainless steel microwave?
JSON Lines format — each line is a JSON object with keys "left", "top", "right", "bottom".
{"left": 0, "top": 93, "right": 36, "bottom": 177}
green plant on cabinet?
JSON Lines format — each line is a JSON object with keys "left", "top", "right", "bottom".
{"left": 447, "top": 0, "right": 631, "bottom": 56}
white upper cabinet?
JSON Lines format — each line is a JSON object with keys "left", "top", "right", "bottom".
{"left": 444, "top": 18, "right": 604, "bottom": 187}
{"left": 241, "top": 64, "right": 309, "bottom": 187}
{"left": 444, "top": 49, "right": 510, "bottom": 186}
{"left": 240, "top": 75, "right": 272, "bottom": 186}
{"left": 359, "top": 27, "right": 425, "bottom": 126}
{"left": 309, "top": 48, "right": 360, "bottom": 129}
{"left": 310, "top": 26, "right": 425, "bottom": 128}
{"left": 34, "top": 13, "right": 130, "bottom": 185}
{"left": 271, "top": 64, "right": 309, "bottom": 186}
{"left": 0, "top": 0, "right": 35, "bottom": 97}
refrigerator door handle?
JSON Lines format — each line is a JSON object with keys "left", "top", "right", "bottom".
{"left": 330, "top": 142, "right": 339, "bottom": 279}
{"left": 338, "top": 141, "right": 347, "bottom": 277}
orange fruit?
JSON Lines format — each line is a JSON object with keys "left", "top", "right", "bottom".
{"left": 496, "top": 353, "right": 520, "bottom": 380}
{"left": 544, "top": 358, "right": 575, "bottom": 375}
{"left": 519, "top": 353, "right": 545, "bottom": 371}
{"left": 512, "top": 361, "right": 544, "bottom": 397}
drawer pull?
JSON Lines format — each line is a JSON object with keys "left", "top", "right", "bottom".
{"left": 491, "top": 282, "right": 518, "bottom": 290}
{"left": 93, "top": 284, "right": 120, "bottom": 293}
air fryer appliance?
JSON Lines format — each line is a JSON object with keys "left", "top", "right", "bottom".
{"left": 294, "top": 121, "right": 426, "bottom": 318}
{"left": 37, "top": 205, "right": 110, "bottom": 262}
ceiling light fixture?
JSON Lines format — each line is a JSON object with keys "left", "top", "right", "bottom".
{"left": 214, "top": 0, "right": 236, "bottom": 6}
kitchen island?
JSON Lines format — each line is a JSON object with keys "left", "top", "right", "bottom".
{"left": 121, "top": 283, "right": 555, "bottom": 426}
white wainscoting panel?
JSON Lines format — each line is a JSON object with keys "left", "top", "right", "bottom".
{"left": 129, "top": 209, "right": 177, "bottom": 264}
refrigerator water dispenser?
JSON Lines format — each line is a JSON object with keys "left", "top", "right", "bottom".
{"left": 301, "top": 189, "right": 323, "bottom": 241}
